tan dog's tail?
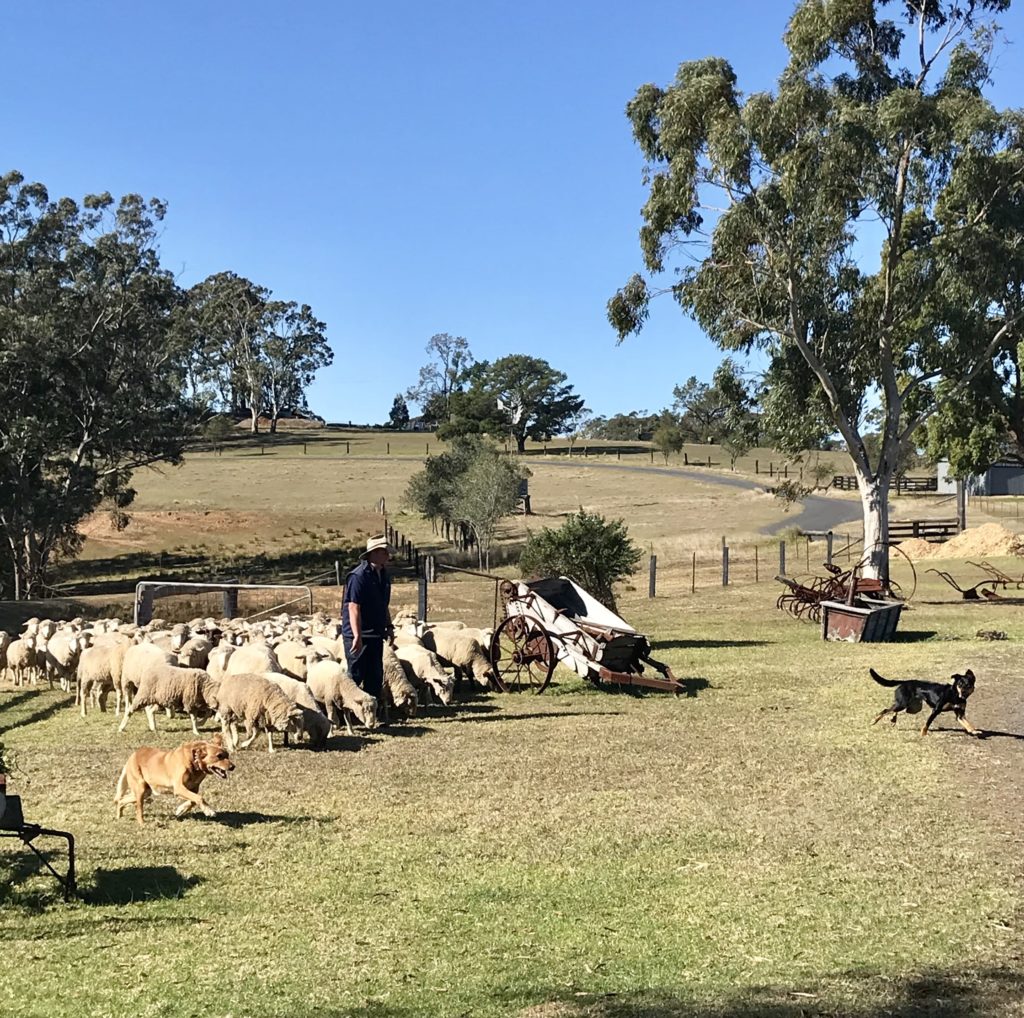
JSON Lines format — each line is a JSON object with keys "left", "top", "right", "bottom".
{"left": 114, "top": 761, "right": 130, "bottom": 803}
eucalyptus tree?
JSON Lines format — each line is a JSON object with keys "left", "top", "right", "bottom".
{"left": 262, "top": 301, "right": 332, "bottom": 433}
{"left": 610, "top": 0, "right": 1024, "bottom": 579}
{"left": 0, "top": 171, "right": 195, "bottom": 598}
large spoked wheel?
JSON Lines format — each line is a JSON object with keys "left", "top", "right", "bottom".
{"left": 490, "top": 615, "right": 556, "bottom": 694}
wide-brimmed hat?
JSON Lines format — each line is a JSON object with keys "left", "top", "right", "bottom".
{"left": 360, "top": 535, "right": 393, "bottom": 560}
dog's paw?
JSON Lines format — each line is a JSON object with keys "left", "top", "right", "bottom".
{"left": 202, "top": 806, "right": 217, "bottom": 818}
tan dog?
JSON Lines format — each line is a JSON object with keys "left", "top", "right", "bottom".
{"left": 114, "top": 735, "right": 235, "bottom": 825}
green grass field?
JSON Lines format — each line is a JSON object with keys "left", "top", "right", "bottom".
{"left": 3, "top": 563, "right": 1024, "bottom": 1016}
{"left": 4, "top": 438, "right": 1024, "bottom": 1015}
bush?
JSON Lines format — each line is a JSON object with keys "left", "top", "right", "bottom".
{"left": 519, "top": 509, "right": 642, "bottom": 611}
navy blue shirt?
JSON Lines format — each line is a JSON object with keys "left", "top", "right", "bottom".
{"left": 341, "top": 560, "right": 392, "bottom": 641}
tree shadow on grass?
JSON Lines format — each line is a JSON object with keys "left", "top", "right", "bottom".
{"left": 293, "top": 966, "right": 1024, "bottom": 1017}
{"left": 87, "top": 865, "right": 202, "bottom": 905}
{"left": 445, "top": 710, "right": 626, "bottom": 724}
{"left": 651, "top": 639, "right": 770, "bottom": 650}
{"left": 0, "top": 691, "right": 75, "bottom": 736}
{"left": 211, "top": 811, "right": 318, "bottom": 829}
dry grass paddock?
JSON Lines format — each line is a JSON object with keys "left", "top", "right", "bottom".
{"left": 3, "top": 561, "right": 1024, "bottom": 1016}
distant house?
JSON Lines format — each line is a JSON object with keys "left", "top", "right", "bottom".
{"left": 937, "top": 457, "right": 1024, "bottom": 495}
{"left": 402, "top": 415, "right": 435, "bottom": 432}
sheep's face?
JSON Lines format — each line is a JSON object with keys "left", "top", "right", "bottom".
{"left": 471, "top": 656, "right": 497, "bottom": 688}
{"left": 426, "top": 675, "right": 455, "bottom": 705}
{"left": 356, "top": 697, "right": 380, "bottom": 730}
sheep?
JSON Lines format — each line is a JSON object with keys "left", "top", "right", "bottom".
{"left": 206, "top": 643, "right": 235, "bottom": 679}
{"left": 394, "top": 644, "right": 455, "bottom": 706}
{"left": 6, "top": 638, "right": 37, "bottom": 687}
{"left": 382, "top": 643, "right": 418, "bottom": 718}
{"left": 44, "top": 630, "right": 92, "bottom": 692}
{"left": 262, "top": 672, "right": 321, "bottom": 713}
{"left": 288, "top": 704, "right": 331, "bottom": 750}
{"left": 420, "top": 627, "right": 496, "bottom": 690}
{"left": 214, "top": 673, "right": 303, "bottom": 753}
{"left": 76, "top": 637, "right": 131, "bottom": 717}
{"left": 272, "top": 640, "right": 330, "bottom": 681}
{"left": 306, "top": 659, "right": 379, "bottom": 735}
{"left": 118, "top": 651, "right": 219, "bottom": 736}
{"left": 176, "top": 635, "right": 213, "bottom": 669}
{"left": 0, "top": 631, "right": 10, "bottom": 677}
{"left": 225, "top": 642, "right": 280, "bottom": 676}
{"left": 118, "top": 643, "right": 175, "bottom": 715}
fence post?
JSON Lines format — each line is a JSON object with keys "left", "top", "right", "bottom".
{"left": 707, "top": 454, "right": 711, "bottom": 467}
{"left": 260, "top": 444, "right": 264, "bottom": 455}
{"left": 335, "top": 560, "right": 341, "bottom": 586}
{"left": 418, "top": 575, "right": 428, "bottom": 622}
{"left": 779, "top": 540, "right": 786, "bottom": 576}
{"left": 722, "top": 546, "right": 729, "bottom": 586}
{"left": 303, "top": 443, "right": 307, "bottom": 455}
{"left": 387, "top": 442, "right": 390, "bottom": 455}
{"left": 346, "top": 441, "right": 350, "bottom": 454}
{"left": 691, "top": 551, "right": 696, "bottom": 594}
{"left": 648, "top": 555, "right": 657, "bottom": 598}
{"left": 826, "top": 531, "right": 834, "bottom": 567}
{"left": 769, "top": 462, "right": 774, "bottom": 477}
{"left": 650, "top": 450, "right": 654, "bottom": 464}
{"left": 784, "top": 464, "right": 788, "bottom": 478}
{"left": 684, "top": 452, "right": 688, "bottom": 465}
{"left": 754, "top": 545, "right": 759, "bottom": 583}
{"left": 806, "top": 536, "right": 810, "bottom": 569}
{"left": 755, "top": 459, "right": 758, "bottom": 474}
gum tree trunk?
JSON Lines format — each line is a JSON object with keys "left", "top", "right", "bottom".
{"left": 855, "top": 467, "right": 891, "bottom": 583}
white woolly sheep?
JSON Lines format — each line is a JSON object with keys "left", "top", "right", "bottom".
{"left": 177, "top": 635, "right": 213, "bottom": 669}
{"left": 394, "top": 644, "right": 455, "bottom": 706}
{"left": 118, "top": 643, "right": 175, "bottom": 715}
{"left": 306, "top": 659, "right": 378, "bottom": 735}
{"left": 118, "top": 653, "right": 219, "bottom": 736}
{"left": 206, "top": 643, "right": 235, "bottom": 679}
{"left": 6, "top": 638, "right": 36, "bottom": 686}
{"left": 225, "top": 642, "right": 280, "bottom": 676}
{"left": 382, "top": 643, "right": 418, "bottom": 718}
{"left": 420, "top": 628, "right": 496, "bottom": 689}
{"left": 45, "top": 630, "right": 92, "bottom": 692}
{"left": 76, "top": 637, "right": 131, "bottom": 717}
{"left": 214, "top": 673, "right": 303, "bottom": 753}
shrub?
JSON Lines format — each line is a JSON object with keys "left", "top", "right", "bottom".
{"left": 519, "top": 509, "right": 641, "bottom": 611}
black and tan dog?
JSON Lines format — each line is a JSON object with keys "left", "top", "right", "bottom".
{"left": 869, "top": 667, "right": 982, "bottom": 737}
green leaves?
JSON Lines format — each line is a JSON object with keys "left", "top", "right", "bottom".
{"left": 519, "top": 510, "right": 642, "bottom": 612}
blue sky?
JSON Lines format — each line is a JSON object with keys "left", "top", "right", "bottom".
{"left": 6, "top": 1, "right": 1023, "bottom": 425}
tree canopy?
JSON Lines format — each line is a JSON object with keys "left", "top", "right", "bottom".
{"left": 0, "top": 172, "right": 197, "bottom": 598}
{"left": 519, "top": 509, "right": 641, "bottom": 612}
{"left": 185, "top": 271, "right": 331, "bottom": 433}
{"left": 443, "top": 354, "right": 587, "bottom": 453}
{"left": 405, "top": 333, "right": 474, "bottom": 426}
{"left": 610, "top": 0, "right": 1024, "bottom": 578}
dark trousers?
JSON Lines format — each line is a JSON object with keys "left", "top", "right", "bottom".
{"left": 343, "top": 637, "right": 384, "bottom": 700}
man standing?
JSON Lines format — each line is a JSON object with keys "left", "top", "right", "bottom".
{"left": 341, "top": 535, "right": 393, "bottom": 701}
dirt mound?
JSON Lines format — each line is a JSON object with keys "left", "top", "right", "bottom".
{"left": 79, "top": 509, "right": 265, "bottom": 546}
{"left": 896, "top": 523, "right": 1024, "bottom": 560}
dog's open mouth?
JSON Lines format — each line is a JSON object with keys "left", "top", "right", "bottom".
{"left": 211, "top": 766, "right": 230, "bottom": 779}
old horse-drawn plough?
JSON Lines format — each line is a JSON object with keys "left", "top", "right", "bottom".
{"left": 489, "top": 577, "right": 684, "bottom": 694}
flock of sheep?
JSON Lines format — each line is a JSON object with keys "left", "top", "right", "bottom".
{"left": 0, "top": 610, "right": 499, "bottom": 753}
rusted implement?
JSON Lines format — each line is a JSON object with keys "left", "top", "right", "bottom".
{"left": 925, "top": 567, "right": 1005, "bottom": 600}
{"left": 490, "top": 577, "right": 683, "bottom": 694}
{"left": 967, "top": 561, "right": 1024, "bottom": 589}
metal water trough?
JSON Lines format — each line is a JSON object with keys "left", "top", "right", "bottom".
{"left": 820, "top": 597, "right": 904, "bottom": 642}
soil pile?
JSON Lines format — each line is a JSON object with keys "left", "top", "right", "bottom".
{"left": 895, "top": 523, "right": 1024, "bottom": 560}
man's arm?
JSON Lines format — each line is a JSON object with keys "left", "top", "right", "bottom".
{"left": 347, "top": 602, "right": 362, "bottom": 654}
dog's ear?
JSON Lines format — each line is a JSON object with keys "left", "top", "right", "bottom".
{"left": 190, "top": 744, "right": 206, "bottom": 770}
{"left": 964, "top": 669, "right": 976, "bottom": 681}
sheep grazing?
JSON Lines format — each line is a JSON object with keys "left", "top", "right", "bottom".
{"left": 262, "top": 672, "right": 320, "bottom": 713}
{"left": 306, "top": 660, "right": 379, "bottom": 736}
{"left": 382, "top": 643, "right": 418, "bottom": 718}
{"left": 420, "top": 627, "right": 496, "bottom": 690}
{"left": 394, "top": 644, "right": 455, "bottom": 706}
{"left": 118, "top": 656, "right": 220, "bottom": 736}
{"left": 272, "top": 640, "right": 330, "bottom": 681}
{"left": 214, "top": 673, "right": 303, "bottom": 753}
